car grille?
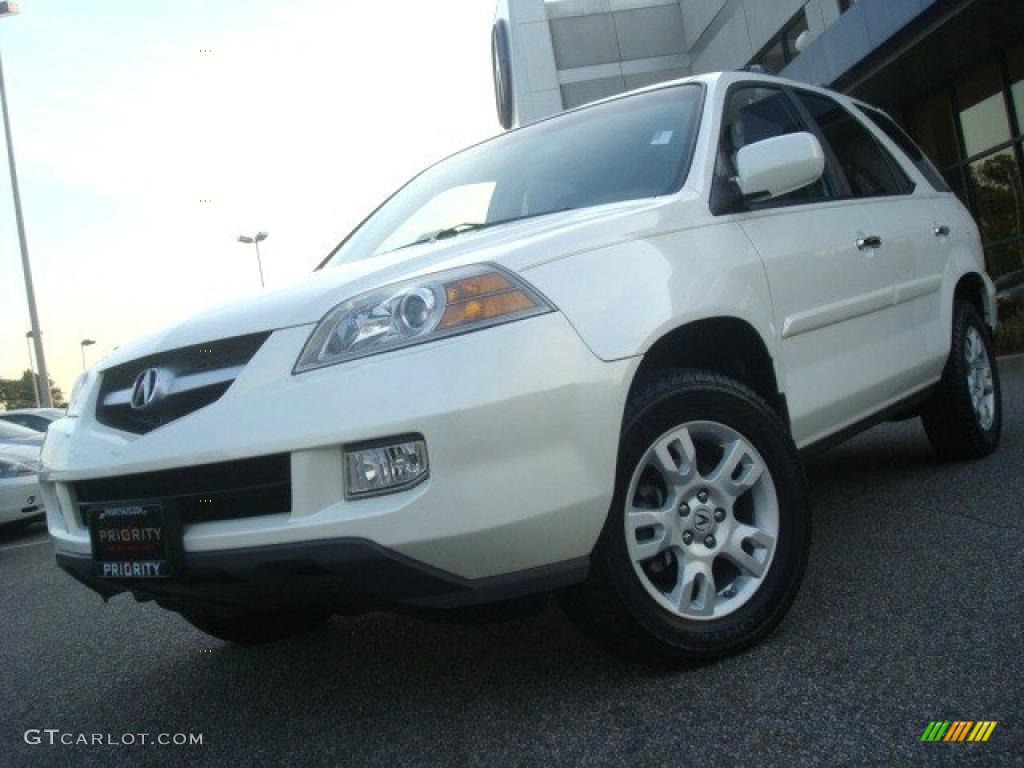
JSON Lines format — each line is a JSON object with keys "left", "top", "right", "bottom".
{"left": 75, "top": 453, "right": 291, "bottom": 526}
{"left": 95, "top": 332, "right": 270, "bottom": 434}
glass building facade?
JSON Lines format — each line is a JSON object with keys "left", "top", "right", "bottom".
{"left": 905, "top": 43, "right": 1024, "bottom": 304}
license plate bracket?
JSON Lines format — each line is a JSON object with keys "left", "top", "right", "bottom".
{"left": 87, "top": 501, "right": 182, "bottom": 579}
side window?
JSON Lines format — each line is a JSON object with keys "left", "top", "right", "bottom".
{"left": 795, "top": 91, "right": 912, "bottom": 197}
{"left": 717, "top": 86, "right": 835, "bottom": 205}
{"left": 858, "top": 105, "right": 951, "bottom": 192}
{"left": 7, "top": 415, "right": 40, "bottom": 430}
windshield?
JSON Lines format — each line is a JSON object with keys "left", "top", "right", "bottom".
{"left": 327, "top": 84, "right": 703, "bottom": 265}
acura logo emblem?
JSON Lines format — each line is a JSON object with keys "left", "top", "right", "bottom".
{"left": 130, "top": 368, "right": 164, "bottom": 410}
{"left": 693, "top": 511, "right": 712, "bottom": 533}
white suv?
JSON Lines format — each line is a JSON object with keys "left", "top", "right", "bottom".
{"left": 42, "top": 71, "right": 1001, "bottom": 663}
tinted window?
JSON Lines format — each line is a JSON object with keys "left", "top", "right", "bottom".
{"left": 910, "top": 90, "right": 959, "bottom": 169}
{"left": 859, "top": 105, "right": 950, "bottom": 192}
{"left": 8, "top": 414, "right": 49, "bottom": 431}
{"left": 1008, "top": 43, "right": 1024, "bottom": 141}
{"left": 717, "top": 86, "right": 834, "bottom": 205}
{"left": 328, "top": 85, "right": 703, "bottom": 264}
{"left": 796, "top": 91, "right": 911, "bottom": 197}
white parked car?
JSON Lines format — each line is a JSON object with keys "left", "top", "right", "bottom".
{"left": 0, "top": 408, "right": 66, "bottom": 433}
{"left": 41, "top": 72, "right": 1000, "bottom": 662}
{"left": 1, "top": 422, "right": 45, "bottom": 529}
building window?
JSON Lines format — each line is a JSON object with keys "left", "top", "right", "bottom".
{"left": 838, "top": 0, "right": 856, "bottom": 14}
{"left": 906, "top": 45, "right": 1024, "bottom": 305}
{"left": 748, "top": 11, "right": 808, "bottom": 74}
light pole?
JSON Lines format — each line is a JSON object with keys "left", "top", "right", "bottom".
{"left": 25, "top": 330, "right": 39, "bottom": 407}
{"left": 80, "top": 338, "right": 96, "bottom": 371}
{"left": 237, "top": 231, "right": 268, "bottom": 287}
{"left": 1, "top": 2, "right": 53, "bottom": 407}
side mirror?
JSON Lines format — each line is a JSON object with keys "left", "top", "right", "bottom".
{"left": 734, "top": 132, "right": 825, "bottom": 201}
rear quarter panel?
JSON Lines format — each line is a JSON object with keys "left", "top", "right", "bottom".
{"left": 932, "top": 195, "right": 996, "bottom": 328}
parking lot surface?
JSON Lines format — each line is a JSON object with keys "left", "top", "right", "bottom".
{"left": 3, "top": 366, "right": 1022, "bottom": 768}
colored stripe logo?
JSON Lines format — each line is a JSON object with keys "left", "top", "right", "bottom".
{"left": 920, "top": 721, "right": 997, "bottom": 742}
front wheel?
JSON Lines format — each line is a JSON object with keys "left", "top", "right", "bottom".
{"left": 560, "top": 370, "right": 810, "bottom": 665}
{"left": 921, "top": 301, "right": 1001, "bottom": 461}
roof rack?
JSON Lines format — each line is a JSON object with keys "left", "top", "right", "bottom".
{"left": 737, "top": 64, "right": 775, "bottom": 75}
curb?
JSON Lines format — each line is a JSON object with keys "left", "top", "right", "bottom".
{"left": 997, "top": 352, "right": 1024, "bottom": 371}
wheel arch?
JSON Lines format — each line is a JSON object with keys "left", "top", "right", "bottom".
{"left": 630, "top": 316, "right": 789, "bottom": 432}
{"left": 953, "top": 271, "right": 995, "bottom": 330}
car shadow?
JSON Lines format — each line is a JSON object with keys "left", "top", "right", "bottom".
{"left": 0, "top": 518, "right": 47, "bottom": 545}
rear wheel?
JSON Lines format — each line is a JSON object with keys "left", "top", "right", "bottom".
{"left": 181, "top": 607, "right": 330, "bottom": 644}
{"left": 921, "top": 301, "right": 1001, "bottom": 460}
{"left": 560, "top": 370, "right": 810, "bottom": 665}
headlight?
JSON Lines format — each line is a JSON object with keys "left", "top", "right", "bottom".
{"left": 0, "top": 458, "right": 38, "bottom": 479}
{"left": 294, "top": 264, "right": 553, "bottom": 372}
{"left": 66, "top": 370, "right": 93, "bottom": 417}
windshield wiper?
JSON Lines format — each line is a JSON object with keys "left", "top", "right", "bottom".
{"left": 397, "top": 207, "right": 576, "bottom": 252}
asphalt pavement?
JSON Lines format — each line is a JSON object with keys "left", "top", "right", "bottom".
{"left": 3, "top": 366, "right": 1022, "bottom": 768}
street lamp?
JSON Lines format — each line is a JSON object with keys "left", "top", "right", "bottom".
{"left": 25, "top": 330, "right": 39, "bottom": 407}
{"left": 237, "top": 231, "right": 268, "bottom": 287}
{"left": 80, "top": 338, "right": 96, "bottom": 371}
{"left": 1, "top": 2, "right": 53, "bottom": 407}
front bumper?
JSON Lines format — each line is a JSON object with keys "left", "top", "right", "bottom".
{"left": 56, "top": 537, "right": 590, "bottom": 611}
{"left": 42, "top": 313, "right": 634, "bottom": 589}
{"left": 0, "top": 475, "right": 44, "bottom": 525}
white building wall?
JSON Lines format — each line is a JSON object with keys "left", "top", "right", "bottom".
{"left": 497, "top": 0, "right": 563, "bottom": 126}
{"left": 498, "top": 0, "right": 849, "bottom": 127}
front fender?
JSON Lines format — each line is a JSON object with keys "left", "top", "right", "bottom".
{"left": 522, "top": 221, "right": 779, "bottom": 366}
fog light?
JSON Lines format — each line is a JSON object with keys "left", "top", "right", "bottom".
{"left": 344, "top": 436, "right": 428, "bottom": 498}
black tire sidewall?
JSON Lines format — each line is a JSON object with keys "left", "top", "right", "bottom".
{"left": 598, "top": 375, "right": 809, "bottom": 656}
{"left": 948, "top": 303, "right": 1001, "bottom": 450}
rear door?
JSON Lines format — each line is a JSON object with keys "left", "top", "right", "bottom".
{"left": 716, "top": 84, "right": 903, "bottom": 446}
{"left": 792, "top": 91, "right": 944, "bottom": 402}
{"left": 855, "top": 103, "right": 959, "bottom": 383}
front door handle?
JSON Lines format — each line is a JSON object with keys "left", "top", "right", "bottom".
{"left": 934, "top": 224, "right": 950, "bottom": 237}
{"left": 856, "top": 235, "right": 882, "bottom": 250}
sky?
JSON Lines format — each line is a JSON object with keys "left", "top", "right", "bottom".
{"left": 0, "top": 0, "right": 500, "bottom": 398}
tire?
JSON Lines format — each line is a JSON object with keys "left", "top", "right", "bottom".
{"left": 921, "top": 301, "right": 1001, "bottom": 461}
{"left": 560, "top": 369, "right": 810, "bottom": 666}
{"left": 180, "top": 607, "right": 331, "bottom": 644}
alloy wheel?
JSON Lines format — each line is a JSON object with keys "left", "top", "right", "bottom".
{"left": 965, "top": 326, "right": 995, "bottom": 431}
{"left": 624, "top": 420, "right": 779, "bottom": 621}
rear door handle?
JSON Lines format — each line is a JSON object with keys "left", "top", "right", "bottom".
{"left": 856, "top": 235, "right": 882, "bottom": 250}
{"left": 934, "top": 225, "right": 950, "bottom": 237}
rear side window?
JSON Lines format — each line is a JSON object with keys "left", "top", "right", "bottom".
{"left": 795, "top": 91, "right": 913, "bottom": 197}
{"left": 717, "top": 86, "right": 836, "bottom": 205}
{"left": 857, "top": 105, "right": 951, "bottom": 192}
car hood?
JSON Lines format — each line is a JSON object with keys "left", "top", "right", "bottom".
{"left": 98, "top": 198, "right": 676, "bottom": 369}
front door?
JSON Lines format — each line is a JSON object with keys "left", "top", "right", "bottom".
{"left": 716, "top": 84, "right": 909, "bottom": 446}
